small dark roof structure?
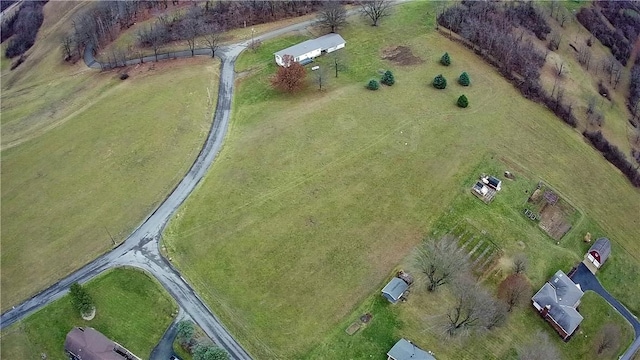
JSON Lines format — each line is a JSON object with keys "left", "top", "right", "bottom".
{"left": 487, "top": 176, "right": 501, "bottom": 190}
{"left": 532, "top": 270, "right": 584, "bottom": 340}
{"left": 387, "top": 338, "right": 435, "bottom": 360}
{"left": 274, "top": 33, "right": 346, "bottom": 59}
{"left": 381, "top": 277, "right": 409, "bottom": 304}
{"left": 588, "top": 237, "right": 611, "bottom": 264}
{"left": 64, "top": 327, "right": 139, "bottom": 360}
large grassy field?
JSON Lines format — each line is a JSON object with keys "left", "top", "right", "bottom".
{"left": 1, "top": 1, "right": 220, "bottom": 310}
{"left": 163, "top": 2, "right": 640, "bottom": 358}
{"left": 0, "top": 268, "right": 177, "bottom": 360}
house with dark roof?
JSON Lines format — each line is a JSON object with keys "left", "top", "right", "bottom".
{"left": 387, "top": 338, "right": 436, "bottom": 360}
{"left": 531, "top": 270, "right": 584, "bottom": 340}
{"left": 583, "top": 237, "right": 611, "bottom": 273}
{"left": 64, "top": 327, "right": 140, "bottom": 360}
{"left": 381, "top": 277, "right": 409, "bottom": 304}
{"left": 274, "top": 33, "right": 345, "bottom": 66}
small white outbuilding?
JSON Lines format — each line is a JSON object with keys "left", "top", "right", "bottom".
{"left": 274, "top": 33, "right": 346, "bottom": 66}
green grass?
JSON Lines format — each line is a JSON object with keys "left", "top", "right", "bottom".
{"left": 0, "top": 268, "right": 177, "bottom": 360}
{"left": 163, "top": 2, "right": 640, "bottom": 358}
{"left": 1, "top": 2, "right": 221, "bottom": 311}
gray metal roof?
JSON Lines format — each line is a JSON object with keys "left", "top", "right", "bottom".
{"left": 274, "top": 33, "right": 345, "bottom": 58}
{"left": 589, "top": 237, "right": 611, "bottom": 263}
{"left": 382, "top": 277, "right": 409, "bottom": 301}
{"left": 387, "top": 338, "right": 435, "bottom": 360}
{"left": 532, "top": 270, "right": 584, "bottom": 337}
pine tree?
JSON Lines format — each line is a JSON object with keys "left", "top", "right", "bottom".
{"left": 433, "top": 74, "right": 447, "bottom": 89}
{"left": 458, "top": 71, "right": 470, "bottom": 86}
{"left": 457, "top": 94, "right": 469, "bottom": 108}
{"left": 367, "top": 79, "right": 380, "bottom": 90}
{"left": 69, "top": 282, "right": 94, "bottom": 315}
{"left": 440, "top": 52, "right": 451, "bottom": 66}
{"left": 381, "top": 70, "right": 395, "bottom": 86}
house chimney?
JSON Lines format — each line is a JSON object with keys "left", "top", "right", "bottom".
{"left": 541, "top": 305, "right": 550, "bottom": 317}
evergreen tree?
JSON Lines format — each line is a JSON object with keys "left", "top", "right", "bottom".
{"left": 69, "top": 282, "right": 94, "bottom": 315}
{"left": 440, "top": 52, "right": 451, "bottom": 66}
{"left": 367, "top": 79, "right": 380, "bottom": 90}
{"left": 458, "top": 71, "right": 470, "bottom": 86}
{"left": 381, "top": 70, "right": 395, "bottom": 86}
{"left": 433, "top": 74, "right": 447, "bottom": 89}
{"left": 457, "top": 94, "right": 469, "bottom": 108}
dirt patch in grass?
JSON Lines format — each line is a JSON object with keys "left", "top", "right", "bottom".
{"left": 525, "top": 183, "right": 578, "bottom": 241}
{"left": 381, "top": 46, "right": 423, "bottom": 66}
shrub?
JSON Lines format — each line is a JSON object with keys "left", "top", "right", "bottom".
{"left": 458, "top": 72, "right": 470, "bottom": 86}
{"left": 457, "top": 95, "right": 469, "bottom": 108}
{"left": 119, "top": 73, "right": 129, "bottom": 80}
{"left": 433, "top": 74, "right": 447, "bottom": 89}
{"left": 440, "top": 52, "right": 451, "bottom": 66}
{"left": 381, "top": 70, "right": 395, "bottom": 86}
{"left": 193, "top": 343, "right": 229, "bottom": 360}
{"left": 367, "top": 79, "right": 379, "bottom": 90}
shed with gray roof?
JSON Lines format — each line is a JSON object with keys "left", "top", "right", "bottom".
{"left": 274, "top": 33, "right": 345, "bottom": 66}
{"left": 382, "top": 277, "right": 409, "bottom": 304}
{"left": 585, "top": 237, "right": 611, "bottom": 270}
{"left": 387, "top": 338, "right": 436, "bottom": 360}
{"left": 532, "top": 270, "right": 584, "bottom": 340}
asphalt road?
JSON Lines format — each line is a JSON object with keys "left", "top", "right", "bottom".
{"left": 150, "top": 309, "right": 186, "bottom": 360}
{"left": 570, "top": 263, "right": 640, "bottom": 360}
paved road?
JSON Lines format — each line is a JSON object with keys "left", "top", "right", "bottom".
{"left": 570, "top": 263, "right": 640, "bottom": 360}
{"left": 150, "top": 309, "right": 187, "bottom": 360}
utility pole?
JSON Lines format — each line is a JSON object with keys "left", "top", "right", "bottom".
{"left": 251, "top": 27, "right": 255, "bottom": 50}
{"left": 104, "top": 226, "right": 116, "bottom": 246}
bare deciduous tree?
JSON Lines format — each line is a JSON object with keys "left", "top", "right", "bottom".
{"left": 555, "top": 61, "right": 566, "bottom": 77}
{"left": 594, "top": 323, "right": 622, "bottom": 356}
{"left": 62, "top": 35, "right": 74, "bottom": 61}
{"left": 314, "top": 66, "right": 327, "bottom": 91}
{"left": 513, "top": 253, "right": 528, "bottom": 274}
{"left": 444, "top": 277, "right": 506, "bottom": 336}
{"left": 203, "top": 23, "right": 221, "bottom": 58}
{"left": 414, "top": 235, "right": 468, "bottom": 292}
{"left": 518, "top": 331, "right": 562, "bottom": 360}
{"left": 330, "top": 51, "right": 346, "bottom": 78}
{"left": 578, "top": 45, "right": 591, "bottom": 70}
{"left": 318, "top": 2, "right": 347, "bottom": 33}
{"left": 497, "top": 274, "right": 532, "bottom": 311}
{"left": 360, "top": 0, "right": 393, "bottom": 26}
{"left": 180, "top": 7, "right": 203, "bottom": 57}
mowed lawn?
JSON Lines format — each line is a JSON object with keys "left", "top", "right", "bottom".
{"left": 0, "top": 268, "right": 177, "bottom": 360}
{"left": 1, "top": 1, "right": 221, "bottom": 309}
{"left": 163, "top": 2, "right": 640, "bottom": 358}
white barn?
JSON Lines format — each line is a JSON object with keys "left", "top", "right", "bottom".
{"left": 274, "top": 33, "right": 346, "bottom": 66}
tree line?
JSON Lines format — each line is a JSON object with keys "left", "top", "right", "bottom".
{"left": 2, "top": 1, "right": 47, "bottom": 60}
{"left": 65, "top": 0, "right": 357, "bottom": 66}
{"left": 576, "top": 1, "right": 639, "bottom": 66}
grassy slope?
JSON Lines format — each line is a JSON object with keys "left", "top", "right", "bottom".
{"left": 1, "top": 0, "right": 220, "bottom": 310}
{"left": 162, "top": 2, "right": 640, "bottom": 358}
{"left": 0, "top": 268, "right": 177, "bottom": 360}
{"left": 165, "top": 3, "right": 640, "bottom": 357}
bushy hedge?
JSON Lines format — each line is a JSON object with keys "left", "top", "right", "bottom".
{"left": 583, "top": 131, "right": 640, "bottom": 187}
